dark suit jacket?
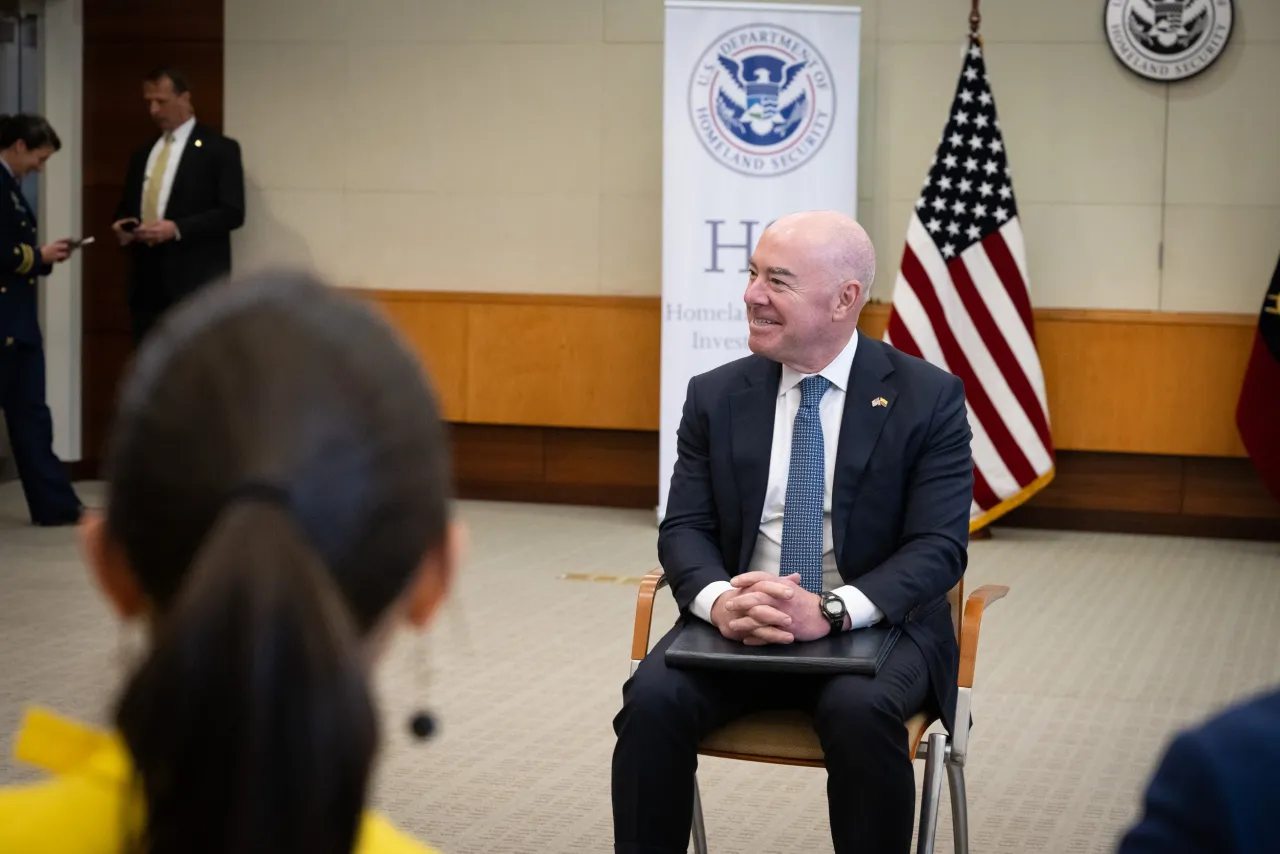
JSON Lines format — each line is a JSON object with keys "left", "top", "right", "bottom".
{"left": 0, "top": 166, "right": 53, "bottom": 345}
{"left": 1117, "top": 688, "right": 1280, "bottom": 854}
{"left": 658, "top": 334, "right": 974, "bottom": 731}
{"left": 116, "top": 123, "right": 245, "bottom": 305}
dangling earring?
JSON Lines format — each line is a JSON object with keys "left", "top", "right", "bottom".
{"left": 406, "top": 636, "right": 437, "bottom": 742}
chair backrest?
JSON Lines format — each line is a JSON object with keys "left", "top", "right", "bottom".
{"left": 947, "top": 579, "right": 964, "bottom": 644}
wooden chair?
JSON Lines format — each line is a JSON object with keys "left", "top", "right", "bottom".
{"left": 628, "top": 569, "right": 1008, "bottom": 854}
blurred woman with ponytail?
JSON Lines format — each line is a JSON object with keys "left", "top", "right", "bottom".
{"left": 0, "top": 270, "right": 460, "bottom": 854}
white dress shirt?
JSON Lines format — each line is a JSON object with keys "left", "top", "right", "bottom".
{"left": 141, "top": 116, "right": 196, "bottom": 223}
{"left": 690, "top": 330, "right": 885, "bottom": 629}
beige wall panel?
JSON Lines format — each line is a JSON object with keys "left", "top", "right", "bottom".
{"left": 1165, "top": 44, "right": 1280, "bottom": 206}
{"left": 867, "top": 198, "right": 916, "bottom": 303}
{"left": 224, "top": 42, "right": 348, "bottom": 191}
{"left": 1018, "top": 203, "right": 1163, "bottom": 310}
{"left": 1238, "top": 0, "right": 1280, "bottom": 42}
{"left": 601, "top": 43, "right": 662, "bottom": 195}
{"left": 605, "top": 0, "right": 661, "bottom": 43}
{"left": 234, "top": 188, "right": 347, "bottom": 277}
{"left": 343, "top": 191, "right": 602, "bottom": 293}
{"left": 600, "top": 193, "right": 661, "bottom": 295}
{"left": 980, "top": 0, "right": 1110, "bottom": 43}
{"left": 226, "top": 0, "right": 347, "bottom": 42}
{"left": 878, "top": 42, "right": 967, "bottom": 202}
{"left": 226, "top": 0, "right": 1274, "bottom": 316}
{"left": 344, "top": 43, "right": 441, "bottom": 193}
{"left": 1162, "top": 205, "right": 1280, "bottom": 314}
{"left": 419, "top": 0, "right": 604, "bottom": 44}
{"left": 990, "top": 43, "right": 1166, "bottom": 205}
{"left": 423, "top": 44, "right": 603, "bottom": 195}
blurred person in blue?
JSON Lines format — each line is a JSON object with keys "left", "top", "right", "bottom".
{"left": 1117, "top": 687, "right": 1280, "bottom": 854}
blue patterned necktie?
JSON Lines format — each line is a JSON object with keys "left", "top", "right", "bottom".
{"left": 780, "top": 375, "right": 830, "bottom": 594}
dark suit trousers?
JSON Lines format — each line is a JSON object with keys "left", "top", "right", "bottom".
{"left": 130, "top": 252, "right": 172, "bottom": 345}
{"left": 612, "top": 622, "right": 931, "bottom": 854}
{"left": 0, "top": 341, "right": 80, "bottom": 524}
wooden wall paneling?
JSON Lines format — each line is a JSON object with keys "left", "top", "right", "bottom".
{"left": 448, "top": 424, "right": 660, "bottom": 509}
{"left": 440, "top": 423, "right": 1279, "bottom": 538}
{"left": 83, "top": 0, "right": 222, "bottom": 44}
{"left": 359, "top": 293, "right": 1257, "bottom": 462}
{"left": 1036, "top": 310, "right": 1253, "bottom": 458}
{"left": 543, "top": 428, "right": 659, "bottom": 489}
{"left": 1181, "top": 457, "right": 1280, "bottom": 519}
{"left": 1024, "top": 451, "right": 1185, "bottom": 513}
{"left": 464, "top": 297, "right": 660, "bottom": 430}
{"left": 856, "top": 303, "right": 889, "bottom": 339}
{"left": 448, "top": 424, "right": 545, "bottom": 486}
{"left": 81, "top": 186, "right": 132, "bottom": 332}
{"left": 368, "top": 294, "right": 469, "bottom": 421}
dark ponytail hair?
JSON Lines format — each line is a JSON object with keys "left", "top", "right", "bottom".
{"left": 105, "top": 271, "right": 451, "bottom": 854}
{"left": 0, "top": 113, "right": 61, "bottom": 152}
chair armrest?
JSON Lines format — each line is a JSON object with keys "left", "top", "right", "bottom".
{"left": 630, "top": 568, "right": 669, "bottom": 662}
{"left": 958, "top": 585, "right": 1009, "bottom": 689}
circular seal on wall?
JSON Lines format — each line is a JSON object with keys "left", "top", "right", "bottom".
{"left": 1104, "top": 0, "right": 1234, "bottom": 82}
{"left": 688, "top": 23, "right": 836, "bottom": 178}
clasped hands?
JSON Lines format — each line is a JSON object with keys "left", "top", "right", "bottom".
{"left": 113, "top": 218, "right": 177, "bottom": 246}
{"left": 710, "top": 572, "right": 838, "bottom": 646}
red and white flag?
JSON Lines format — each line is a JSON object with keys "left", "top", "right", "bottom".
{"left": 885, "top": 35, "right": 1055, "bottom": 530}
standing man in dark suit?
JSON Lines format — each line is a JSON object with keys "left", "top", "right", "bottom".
{"left": 0, "top": 114, "right": 82, "bottom": 526}
{"left": 112, "top": 67, "right": 244, "bottom": 344}
{"left": 612, "top": 211, "right": 974, "bottom": 854}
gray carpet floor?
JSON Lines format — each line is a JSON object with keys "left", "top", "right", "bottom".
{"left": 1, "top": 481, "right": 1278, "bottom": 853}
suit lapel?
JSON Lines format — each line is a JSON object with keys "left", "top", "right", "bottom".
{"left": 832, "top": 336, "right": 898, "bottom": 564}
{"left": 730, "top": 357, "right": 780, "bottom": 574}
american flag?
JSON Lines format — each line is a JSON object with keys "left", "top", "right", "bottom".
{"left": 885, "top": 35, "right": 1055, "bottom": 530}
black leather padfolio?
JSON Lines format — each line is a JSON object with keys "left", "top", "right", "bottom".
{"left": 664, "top": 619, "right": 902, "bottom": 676}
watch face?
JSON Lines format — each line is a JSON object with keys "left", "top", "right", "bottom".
{"left": 824, "top": 595, "right": 845, "bottom": 617}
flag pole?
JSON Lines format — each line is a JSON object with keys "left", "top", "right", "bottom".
{"left": 967, "top": 0, "right": 995, "bottom": 544}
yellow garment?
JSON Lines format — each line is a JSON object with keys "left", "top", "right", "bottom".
{"left": 0, "top": 707, "right": 438, "bottom": 854}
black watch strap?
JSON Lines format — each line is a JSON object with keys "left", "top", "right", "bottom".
{"left": 821, "top": 592, "right": 846, "bottom": 632}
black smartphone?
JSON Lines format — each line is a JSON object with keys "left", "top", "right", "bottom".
{"left": 120, "top": 220, "right": 139, "bottom": 233}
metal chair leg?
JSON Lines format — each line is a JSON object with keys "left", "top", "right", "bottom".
{"left": 915, "top": 732, "right": 947, "bottom": 854}
{"left": 947, "top": 760, "right": 969, "bottom": 854}
{"left": 691, "top": 775, "right": 709, "bottom": 854}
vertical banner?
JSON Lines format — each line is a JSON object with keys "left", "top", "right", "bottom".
{"left": 659, "top": 1, "right": 861, "bottom": 519}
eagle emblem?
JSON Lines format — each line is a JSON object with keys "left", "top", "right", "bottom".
{"left": 688, "top": 23, "right": 837, "bottom": 177}
{"left": 1127, "top": 0, "right": 1212, "bottom": 54}
{"left": 714, "top": 55, "right": 810, "bottom": 145}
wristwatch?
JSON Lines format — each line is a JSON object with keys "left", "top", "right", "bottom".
{"left": 819, "top": 592, "right": 847, "bottom": 633}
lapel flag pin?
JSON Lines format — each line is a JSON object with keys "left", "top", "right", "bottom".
{"left": 872, "top": 397, "right": 888, "bottom": 408}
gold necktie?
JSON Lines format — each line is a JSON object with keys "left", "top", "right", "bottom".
{"left": 141, "top": 133, "right": 174, "bottom": 223}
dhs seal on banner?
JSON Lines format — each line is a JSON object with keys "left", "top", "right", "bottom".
{"left": 1105, "top": 0, "right": 1234, "bottom": 82}
{"left": 688, "top": 23, "right": 835, "bottom": 177}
